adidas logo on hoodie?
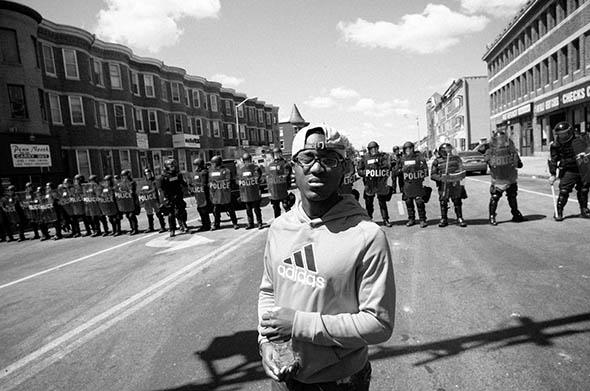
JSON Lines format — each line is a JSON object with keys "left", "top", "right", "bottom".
{"left": 277, "top": 244, "right": 326, "bottom": 289}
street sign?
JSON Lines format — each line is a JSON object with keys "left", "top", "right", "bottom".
{"left": 10, "top": 144, "right": 52, "bottom": 167}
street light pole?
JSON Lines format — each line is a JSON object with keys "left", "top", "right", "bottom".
{"left": 235, "top": 96, "right": 257, "bottom": 157}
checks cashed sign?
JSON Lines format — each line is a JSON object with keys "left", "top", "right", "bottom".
{"left": 10, "top": 144, "right": 52, "bottom": 167}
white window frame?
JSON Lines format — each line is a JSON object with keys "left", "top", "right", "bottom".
{"left": 96, "top": 101, "right": 108, "bottom": 129}
{"left": 239, "top": 124, "right": 246, "bottom": 139}
{"left": 76, "top": 149, "right": 92, "bottom": 176}
{"left": 109, "top": 63, "right": 122, "bottom": 90}
{"left": 266, "top": 112, "right": 272, "bottom": 125}
{"left": 144, "top": 74, "right": 155, "bottom": 97}
{"left": 113, "top": 104, "right": 126, "bottom": 129}
{"left": 171, "top": 82, "right": 181, "bottom": 102}
{"left": 212, "top": 121, "right": 220, "bottom": 137}
{"left": 195, "top": 118, "right": 203, "bottom": 135}
{"left": 210, "top": 95, "right": 218, "bottom": 112}
{"left": 93, "top": 59, "right": 104, "bottom": 87}
{"left": 130, "top": 71, "right": 140, "bottom": 95}
{"left": 227, "top": 123, "right": 233, "bottom": 139}
{"left": 174, "top": 113, "right": 183, "bottom": 133}
{"left": 224, "top": 100, "right": 232, "bottom": 115}
{"left": 48, "top": 93, "right": 62, "bottom": 125}
{"left": 205, "top": 120, "right": 211, "bottom": 137}
{"left": 119, "top": 150, "right": 131, "bottom": 172}
{"left": 42, "top": 44, "right": 56, "bottom": 77}
{"left": 62, "top": 48, "right": 79, "bottom": 80}
{"left": 163, "top": 114, "right": 171, "bottom": 133}
{"left": 258, "top": 109, "right": 264, "bottom": 123}
{"left": 160, "top": 79, "right": 168, "bottom": 101}
{"left": 192, "top": 89, "right": 200, "bottom": 108}
{"left": 187, "top": 116, "right": 193, "bottom": 134}
{"left": 68, "top": 95, "right": 85, "bottom": 125}
{"left": 237, "top": 105, "right": 244, "bottom": 118}
{"left": 148, "top": 110, "right": 159, "bottom": 133}
{"left": 134, "top": 107, "right": 144, "bottom": 132}
{"left": 184, "top": 87, "right": 190, "bottom": 106}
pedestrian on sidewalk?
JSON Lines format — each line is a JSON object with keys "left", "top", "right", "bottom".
{"left": 258, "top": 123, "right": 395, "bottom": 390}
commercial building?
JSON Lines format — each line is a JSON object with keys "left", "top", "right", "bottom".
{"left": 0, "top": 1, "right": 279, "bottom": 188}
{"left": 278, "top": 104, "right": 309, "bottom": 159}
{"left": 426, "top": 76, "right": 490, "bottom": 152}
{"left": 483, "top": 0, "right": 590, "bottom": 156}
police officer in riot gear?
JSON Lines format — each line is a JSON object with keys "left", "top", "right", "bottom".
{"left": 100, "top": 175, "right": 122, "bottom": 236}
{"left": 190, "top": 158, "right": 212, "bottom": 232}
{"left": 548, "top": 121, "right": 590, "bottom": 220}
{"left": 267, "top": 147, "right": 293, "bottom": 218}
{"left": 391, "top": 145, "right": 404, "bottom": 194}
{"left": 1, "top": 185, "right": 25, "bottom": 242}
{"left": 22, "top": 182, "right": 41, "bottom": 240}
{"left": 431, "top": 143, "right": 467, "bottom": 227}
{"left": 358, "top": 141, "right": 393, "bottom": 227}
{"left": 238, "top": 153, "right": 264, "bottom": 229}
{"left": 480, "top": 131, "right": 525, "bottom": 225}
{"left": 86, "top": 175, "right": 108, "bottom": 237}
{"left": 209, "top": 156, "right": 239, "bottom": 230}
{"left": 73, "top": 174, "right": 93, "bottom": 236}
{"left": 401, "top": 141, "right": 429, "bottom": 228}
{"left": 158, "top": 159, "right": 188, "bottom": 237}
{"left": 141, "top": 167, "right": 167, "bottom": 233}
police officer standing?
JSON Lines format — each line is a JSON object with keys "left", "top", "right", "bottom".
{"left": 190, "top": 158, "right": 212, "bottom": 232}
{"left": 140, "top": 168, "right": 167, "bottom": 233}
{"left": 100, "top": 175, "right": 122, "bottom": 236}
{"left": 267, "top": 147, "right": 293, "bottom": 218}
{"left": 358, "top": 141, "right": 393, "bottom": 227}
{"left": 391, "top": 146, "right": 404, "bottom": 194}
{"left": 158, "top": 159, "right": 189, "bottom": 237}
{"left": 22, "top": 182, "right": 41, "bottom": 240}
{"left": 209, "top": 156, "right": 239, "bottom": 231}
{"left": 401, "top": 141, "right": 429, "bottom": 228}
{"left": 1, "top": 185, "right": 26, "bottom": 242}
{"left": 431, "top": 143, "right": 467, "bottom": 227}
{"left": 548, "top": 121, "right": 590, "bottom": 220}
{"left": 238, "top": 153, "right": 264, "bottom": 229}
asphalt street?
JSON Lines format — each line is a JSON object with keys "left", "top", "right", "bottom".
{"left": 0, "top": 175, "right": 589, "bottom": 391}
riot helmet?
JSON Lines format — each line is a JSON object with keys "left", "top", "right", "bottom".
{"left": 210, "top": 155, "right": 222, "bottom": 167}
{"left": 63, "top": 178, "right": 72, "bottom": 186}
{"left": 553, "top": 121, "right": 574, "bottom": 144}
{"left": 403, "top": 141, "right": 415, "bottom": 155}
{"left": 367, "top": 141, "right": 379, "bottom": 155}
{"left": 25, "top": 182, "right": 33, "bottom": 190}
{"left": 45, "top": 182, "right": 55, "bottom": 190}
{"left": 193, "top": 158, "right": 204, "bottom": 170}
{"left": 438, "top": 143, "right": 453, "bottom": 158}
{"left": 163, "top": 159, "right": 178, "bottom": 174}
{"left": 491, "top": 131, "right": 509, "bottom": 148}
{"left": 392, "top": 146, "right": 400, "bottom": 153}
{"left": 104, "top": 174, "right": 114, "bottom": 186}
{"left": 121, "top": 169, "right": 132, "bottom": 179}
{"left": 144, "top": 167, "right": 155, "bottom": 180}
{"left": 88, "top": 175, "right": 98, "bottom": 183}
{"left": 74, "top": 174, "right": 85, "bottom": 184}
{"left": 242, "top": 152, "right": 252, "bottom": 163}
{"left": 7, "top": 185, "right": 15, "bottom": 194}
{"left": 272, "top": 147, "right": 282, "bottom": 160}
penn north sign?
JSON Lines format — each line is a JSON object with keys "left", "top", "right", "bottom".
{"left": 10, "top": 144, "right": 52, "bottom": 168}
{"left": 172, "top": 134, "right": 201, "bottom": 149}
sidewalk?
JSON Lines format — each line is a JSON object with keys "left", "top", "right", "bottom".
{"left": 519, "top": 156, "right": 550, "bottom": 179}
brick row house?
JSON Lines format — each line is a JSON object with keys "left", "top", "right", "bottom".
{"left": 0, "top": 1, "right": 279, "bottom": 188}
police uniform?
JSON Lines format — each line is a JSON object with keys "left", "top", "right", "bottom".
{"left": 209, "top": 163, "right": 238, "bottom": 230}
{"left": 391, "top": 150, "right": 404, "bottom": 193}
{"left": 358, "top": 152, "right": 392, "bottom": 224}
{"left": 190, "top": 166, "right": 212, "bottom": 231}
{"left": 430, "top": 144, "right": 467, "bottom": 227}
{"left": 401, "top": 147, "right": 429, "bottom": 227}
{"left": 158, "top": 171, "right": 188, "bottom": 234}
{"left": 116, "top": 176, "right": 140, "bottom": 235}
{"left": 238, "top": 162, "right": 263, "bottom": 229}
{"left": 338, "top": 158, "right": 360, "bottom": 201}
{"left": 267, "top": 157, "right": 292, "bottom": 218}
{"left": 139, "top": 178, "right": 167, "bottom": 233}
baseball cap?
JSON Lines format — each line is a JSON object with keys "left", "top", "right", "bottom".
{"left": 291, "top": 123, "right": 347, "bottom": 158}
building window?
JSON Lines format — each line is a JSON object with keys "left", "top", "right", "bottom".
{"left": 195, "top": 118, "right": 203, "bottom": 135}
{"left": 174, "top": 114, "right": 183, "bottom": 133}
{"left": 561, "top": 46, "right": 569, "bottom": 76}
{"left": 62, "top": 48, "right": 79, "bottom": 79}
{"left": 237, "top": 105, "right": 244, "bottom": 118}
{"left": 96, "top": 102, "right": 108, "bottom": 129}
{"left": 109, "top": 63, "right": 122, "bottom": 89}
{"left": 37, "top": 89, "right": 47, "bottom": 121}
{"left": 161, "top": 79, "right": 168, "bottom": 101}
{"left": 49, "top": 93, "right": 62, "bottom": 124}
{"left": 193, "top": 90, "right": 200, "bottom": 108}
{"left": 258, "top": 109, "right": 264, "bottom": 123}
{"left": 212, "top": 121, "right": 220, "bottom": 137}
{"left": 535, "top": 63, "right": 541, "bottom": 89}
{"left": 542, "top": 58, "right": 549, "bottom": 85}
{"left": 114, "top": 104, "right": 126, "bottom": 129}
{"left": 144, "top": 74, "right": 155, "bottom": 97}
{"left": 130, "top": 71, "right": 140, "bottom": 95}
{"left": 227, "top": 123, "right": 233, "bottom": 139}
{"left": 163, "top": 114, "right": 171, "bottom": 133}
{"left": 93, "top": 59, "right": 104, "bottom": 86}
{"left": 205, "top": 120, "right": 211, "bottom": 137}
{"left": 551, "top": 52, "right": 559, "bottom": 81}
{"left": 224, "top": 100, "right": 232, "bottom": 115}
{"left": 184, "top": 87, "right": 190, "bottom": 106}
{"left": 148, "top": 110, "right": 158, "bottom": 132}
{"left": 171, "top": 82, "right": 180, "bottom": 102}
{"left": 239, "top": 124, "right": 246, "bottom": 139}
{"left": 187, "top": 116, "right": 193, "bottom": 134}
{"left": 120, "top": 150, "right": 131, "bottom": 172}
{"left": 210, "top": 95, "right": 218, "bottom": 112}
{"left": 134, "top": 108, "right": 143, "bottom": 132}
{"left": 31, "top": 36, "right": 40, "bottom": 68}
{"left": 76, "top": 150, "right": 91, "bottom": 177}
{"left": 0, "top": 28, "right": 20, "bottom": 64}
{"left": 572, "top": 39, "right": 580, "bottom": 71}
{"left": 7, "top": 84, "right": 28, "bottom": 119}
{"left": 68, "top": 96, "right": 85, "bottom": 125}
{"left": 266, "top": 113, "right": 272, "bottom": 125}
{"left": 42, "top": 44, "right": 55, "bottom": 76}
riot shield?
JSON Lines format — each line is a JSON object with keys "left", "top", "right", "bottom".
{"left": 40, "top": 194, "right": 57, "bottom": 223}
{"left": 17, "top": 191, "right": 37, "bottom": 224}
{"left": 83, "top": 183, "right": 102, "bottom": 217}
{"left": 238, "top": 165, "right": 261, "bottom": 203}
{"left": 572, "top": 137, "right": 590, "bottom": 184}
{"left": 209, "top": 168, "right": 232, "bottom": 205}
{"left": 58, "top": 187, "right": 74, "bottom": 216}
{"left": 3, "top": 196, "right": 21, "bottom": 226}
{"left": 402, "top": 158, "right": 428, "bottom": 198}
{"left": 267, "top": 161, "right": 289, "bottom": 200}
{"left": 71, "top": 185, "right": 85, "bottom": 216}
{"left": 361, "top": 154, "right": 390, "bottom": 196}
{"left": 189, "top": 171, "right": 209, "bottom": 208}
{"left": 138, "top": 184, "right": 160, "bottom": 214}
{"left": 99, "top": 186, "right": 119, "bottom": 216}
{"left": 115, "top": 179, "right": 135, "bottom": 213}
{"left": 487, "top": 145, "right": 518, "bottom": 187}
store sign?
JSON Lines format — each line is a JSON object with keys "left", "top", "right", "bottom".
{"left": 502, "top": 103, "right": 532, "bottom": 121}
{"left": 534, "top": 81, "right": 590, "bottom": 115}
{"left": 10, "top": 144, "right": 52, "bottom": 167}
{"left": 172, "top": 133, "right": 200, "bottom": 149}
{"left": 136, "top": 133, "right": 149, "bottom": 149}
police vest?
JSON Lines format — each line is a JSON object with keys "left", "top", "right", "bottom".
{"left": 238, "top": 163, "right": 261, "bottom": 203}
{"left": 361, "top": 154, "right": 390, "bottom": 196}
{"left": 209, "top": 167, "right": 232, "bottom": 205}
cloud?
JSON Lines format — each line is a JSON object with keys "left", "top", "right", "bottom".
{"left": 329, "top": 87, "right": 359, "bottom": 99}
{"left": 349, "top": 97, "right": 413, "bottom": 118}
{"left": 95, "top": 0, "right": 221, "bottom": 53}
{"left": 337, "top": 4, "right": 488, "bottom": 54}
{"left": 303, "top": 96, "right": 337, "bottom": 109}
{"left": 459, "top": 0, "right": 529, "bottom": 18}
{"left": 211, "top": 73, "right": 244, "bottom": 87}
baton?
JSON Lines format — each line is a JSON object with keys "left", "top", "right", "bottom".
{"left": 442, "top": 152, "right": 450, "bottom": 196}
{"left": 550, "top": 183, "right": 558, "bottom": 219}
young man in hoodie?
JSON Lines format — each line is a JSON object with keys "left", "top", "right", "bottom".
{"left": 258, "top": 124, "right": 395, "bottom": 390}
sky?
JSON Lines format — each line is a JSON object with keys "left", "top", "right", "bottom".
{"left": 19, "top": 0, "right": 530, "bottom": 150}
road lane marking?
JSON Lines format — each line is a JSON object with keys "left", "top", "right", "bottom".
{"left": 397, "top": 201, "right": 406, "bottom": 216}
{"left": 0, "top": 217, "right": 204, "bottom": 290}
{"left": 466, "top": 177, "right": 552, "bottom": 199}
{"left": 0, "top": 228, "right": 266, "bottom": 390}
{"left": 145, "top": 234, "right": 215, "bottom": 254}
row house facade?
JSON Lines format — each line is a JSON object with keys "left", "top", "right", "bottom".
{"left": 0, "top": 1, "right": 279, "bottom": 188}
{"left": 426, "top": 76, "right": 490, "bottom": 152}
{"left": 483, "top": 0, "right": 590, "bottom": 156}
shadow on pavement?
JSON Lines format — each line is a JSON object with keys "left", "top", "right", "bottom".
{"left": 153, "top": 313, "right": 590, "bottom": 390}
{"left": 463, "top": 214, "right": 546, "bottom": 226}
